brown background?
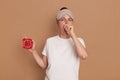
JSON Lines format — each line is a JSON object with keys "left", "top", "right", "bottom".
{"left": 0, "top": 0, "right": 120, "bottom": 80}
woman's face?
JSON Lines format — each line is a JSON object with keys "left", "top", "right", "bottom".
{"left": 57, "top": 14, "right": 73, "bottom": 34}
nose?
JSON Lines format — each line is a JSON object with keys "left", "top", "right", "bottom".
{"left": 64, "top": 19, "right": 68, "bottom": 24}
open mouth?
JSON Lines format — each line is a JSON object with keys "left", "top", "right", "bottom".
{"left": 64, "top": 28, "right": 68, "bottom": 34}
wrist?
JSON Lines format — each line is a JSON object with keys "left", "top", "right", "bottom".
{"left": 71, "top": 32, "right": 76, "bottom": 38}
{"left": 31, "top": 49, "right": 36, "bottom": 53}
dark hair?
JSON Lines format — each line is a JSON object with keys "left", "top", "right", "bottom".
{"left": 60, "top": 7, "right": 68, "bottom": 10}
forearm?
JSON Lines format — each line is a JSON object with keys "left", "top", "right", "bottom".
{"left": 71, "top": 33, "right": 88, "bottom": 60}
{"left": 31, "top": 50, "right": 46, "bottom": 69}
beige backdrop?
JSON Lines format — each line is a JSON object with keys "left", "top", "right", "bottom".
{"left": 0, "top": 0, "right": 120, "bottom": 80}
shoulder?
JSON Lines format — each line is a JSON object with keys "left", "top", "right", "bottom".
{"left": 46, "top": 35, "right": 58, "bottom": 43}
{"left": 77, "top": 37, "right": 85, "bottom": 42}
{"left": 77, "top": 37, "right": 86, "bottom": 48}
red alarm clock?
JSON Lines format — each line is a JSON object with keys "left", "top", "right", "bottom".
{"left": 22, "top": 37, "right": 33, "bottom": 49}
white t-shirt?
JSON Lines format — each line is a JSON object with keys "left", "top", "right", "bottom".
{"left": 42, "top": 35, "right": 86, "bottom": 80}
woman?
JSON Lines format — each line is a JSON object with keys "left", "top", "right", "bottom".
{"left": 28, "top": 7, "right": 88, "bottom": 80}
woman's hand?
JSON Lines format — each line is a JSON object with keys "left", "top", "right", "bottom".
{"left": 28, "top": 39, "right": 36, "bottom": 53}
{"left": 64, "top": 24, "right": 74, "bottom": 36}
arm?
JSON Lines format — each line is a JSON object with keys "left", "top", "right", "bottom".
{"left": 31, "top": 50, "right": 48, "bottom": 69}
{"left": 71, "top": 33, "right": 88, "bottom": 60}
{"left": 64, "top": 24, "right": 88, "bottom": 60}
{"left": 28, "top": 40, "right": 48, "bottom": 69}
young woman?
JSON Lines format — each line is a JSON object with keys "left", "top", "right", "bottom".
{"left": 27, "top": 7, "right": 88, "bottom": 80}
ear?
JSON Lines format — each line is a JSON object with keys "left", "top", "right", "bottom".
{"left": 56, "top": 19, "right": 59, "bottom": 24}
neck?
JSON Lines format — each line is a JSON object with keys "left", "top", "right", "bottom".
{"left": 58, "top": 33, "right": 70, "bottom": 39}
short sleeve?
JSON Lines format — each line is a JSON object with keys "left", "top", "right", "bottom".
{"left": 42, "top": 40, "right": 48, "bottom": 56}
{"left": 78, "top": 38, "right": 86, "bottom": 48}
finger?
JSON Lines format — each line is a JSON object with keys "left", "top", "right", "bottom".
{"left": 32, "top": 40, "right": 35, "bottom": 49}
{"left": 69, "top": 26, "right": 73, "bottom": 31}
{"left": 66, "top": 26, "right": 71, "bottom": 31}
{"left": 64, "top": 25, "right": 68, "bottom": 31}
{"left": 29, "top": 38, "right": 35, "bottom": 49}
{"left": 66, "top": 25, "right": 70, "bottom": 30}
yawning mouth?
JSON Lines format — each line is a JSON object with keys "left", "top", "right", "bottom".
{"left": 64, "top": 28, "right": 68, "bottom": 35}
